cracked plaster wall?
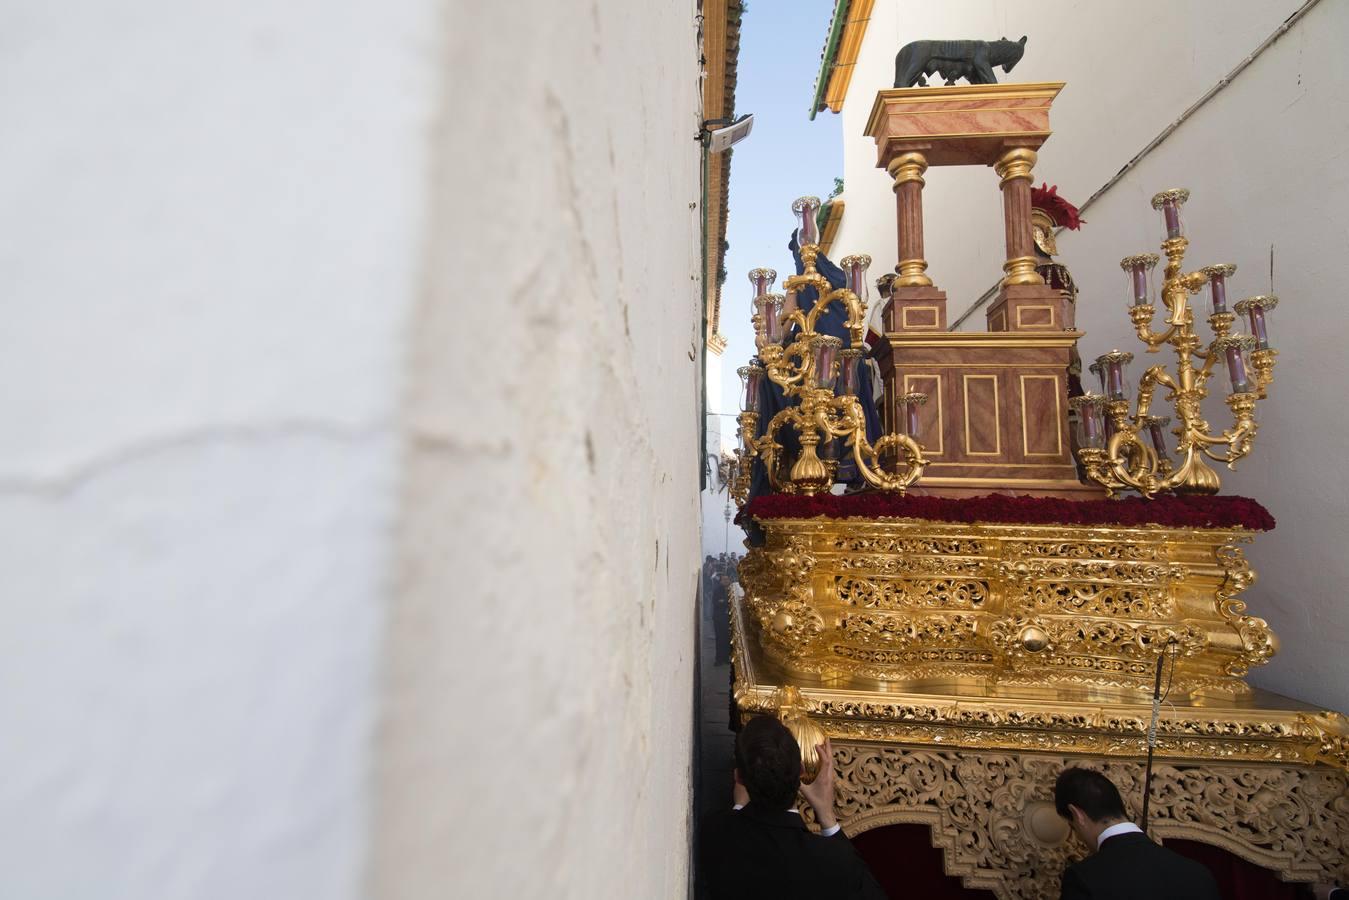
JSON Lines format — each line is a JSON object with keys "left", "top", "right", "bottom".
{"left": 1, "top": 1, "right": 702, "bottom": 895}
{"left": 830, "top": 0, "right": 1349, "bottom": 713}
{"left": 1, "top": 0, "right": 432, "bottom": 897}
{"left": 369, "top": 1, "right": 704, "bottom": 898}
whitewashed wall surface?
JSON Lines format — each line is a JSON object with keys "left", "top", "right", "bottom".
{"left": 0, "top": 1, "right": 705, "bottom": 898}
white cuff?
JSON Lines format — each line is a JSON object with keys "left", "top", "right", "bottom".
{"left": 732, "top": 803, "right": 745, "bottom": 811}
{"left": 820, "top": 824, "right": 841, "bottom": 837}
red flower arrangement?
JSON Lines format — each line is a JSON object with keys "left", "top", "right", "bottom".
{"left": 740, "top": 492, "right": 1274, "bottom": 531}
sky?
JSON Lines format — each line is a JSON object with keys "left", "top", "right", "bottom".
{"left": 712, "top": 1, "right": 843, "bottom": 423}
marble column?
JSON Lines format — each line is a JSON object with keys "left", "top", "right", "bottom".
{"left": 994, "top": 147, "right": 1044, "bottom": 287}
{"left": 889, "top": 151, "right": 932, "bottom": 287}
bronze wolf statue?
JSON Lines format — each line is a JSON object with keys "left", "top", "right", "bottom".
{"left": 893, "top": 36, "right": 1027, "bottom": 88}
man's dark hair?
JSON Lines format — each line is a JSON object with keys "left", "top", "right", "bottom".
{"left": 734, "top": 716, "right": 802, "bottom": 810}
{"left": 1054, "top": 767, "right": 1128, "bottom": 823}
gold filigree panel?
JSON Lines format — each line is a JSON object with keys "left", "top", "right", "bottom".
{"left": 741, "top": 518, "right": 1274, "bottom": 696}
{"left": 829, "top": 745, "right": 1349, "bottom": 899}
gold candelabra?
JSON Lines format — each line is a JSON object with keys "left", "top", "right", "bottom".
{"left": 735, "top": 197, "right": 928, "bottom": 499}
{"left": 1073, "top": 189, "right": 1281, "bottom": 497}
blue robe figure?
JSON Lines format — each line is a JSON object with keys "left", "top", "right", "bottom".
{"left": 742, "top": 231, "right": 884, "bottom": 545}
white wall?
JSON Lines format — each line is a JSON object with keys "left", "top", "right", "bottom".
{"left": 826, "top": 0, "right": 1349, "bottom": 713}
{"left": 0, "top": 1, "right": 703, "bottom": 898}
{"left": 0, "top": 1, "right": 435, "bottom": 896}
{"left": 370, "top": 1, "right": 704, "bottom": 899}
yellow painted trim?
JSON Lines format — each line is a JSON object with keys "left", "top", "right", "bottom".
{"left": 819, "top": 199, "right": 846, "bottom": 255}
{"left": 823, "top": 0, "right": 875, "bottom": 113}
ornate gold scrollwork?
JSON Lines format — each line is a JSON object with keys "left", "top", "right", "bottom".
{"left": 740, "top": 518, "right": 1275, "bottom": 696}
{"left": 1214, "top": 543, "right": 1277, "bottom": 677}
{"left": 824, "top": 745, "right": 1349, "bottom": 899}
{"left": 1077, "top": 192, "right": 1280, "bottom": 498}
{"left": 738, "top": 239, "right": 928, "bottom": 498}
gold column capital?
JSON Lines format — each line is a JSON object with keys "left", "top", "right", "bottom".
{"left": 888, "top": 151, "right": 928, "bottom": 189}
{"left": 994, "top": 146, "right": 1038, "bottom": 186}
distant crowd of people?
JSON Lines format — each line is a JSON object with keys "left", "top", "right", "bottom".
{"left": 704, "top": 554, "right": 744, "bottom": 666}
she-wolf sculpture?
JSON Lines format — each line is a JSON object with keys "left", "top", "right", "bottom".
{"left": 893, "top": 36, "right": 1027, "bottom": 88}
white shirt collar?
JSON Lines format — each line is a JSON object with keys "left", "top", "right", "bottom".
{"left": 1097, "top": 821, "right": 1144, "bottom": 849}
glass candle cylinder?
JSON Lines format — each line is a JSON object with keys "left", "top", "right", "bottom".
{"left": 756, "top": 294, "right": 784, "bottom": 344}
{"left": 810, "top": 335, "right": 842, "bottom": 390}
{"left": 748, "top": 267, "right": 776, "bottom": 301}
{"left": 1095, "top": 350, "right": 1134, "bottom": 401}
{"left": 1215, "top": 335, "right": 1255, "bottom": 394}
{"left": 840, "top": 254, "right": 872, "bottom": 305}
{"left": 1088, "top": 361, "right": 1106, "bottom": 395}
{"left": 1235, "top": 295, "right": 1278, "bottom": 350}
{"left": 837, "top": 349, "right": 863, "bottom": 397}
{"left": 738, "top": 364, "right": 765, "bottom": 413}
{"left": 899, "top": 392, "right": 927, "bottom": 441}
{"left": 792, "top": 196, "right": 822, "bottom": 246}
{"left": 1120, "top": 254, "right": 1160, "bottom": 307}
{"left": 1200, "top": 264, "right": 1237, "bottom": 316}
{"left": 1069, "top": 394, "right": 1107, "bottom": 450}
{"left": 781, "top": 289, "right": 799, "bottom": 325}
{"left": 1143, "top": 415, "right": 1171, "bottom": 461}
{"left": 1151, "top": 188, "right": 1189, "bottom": 240}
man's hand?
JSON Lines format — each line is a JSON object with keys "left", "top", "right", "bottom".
{"left": 798, "top": 740, "right": 838, "bottom": 832}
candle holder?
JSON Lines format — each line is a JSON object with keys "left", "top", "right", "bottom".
{"left": 738, "top": 364, "right": 765, "bottom": 413}
{"left": 1075, "top": 189, "right": 1280, "bottom": 497}
{"left": 839, "top": 254, "right": 872, "bottom": 305}
{"left": 1151, "top": 188, "right": 1189, "bottom": 240}
{"left": 1121, "top": 253, "right": 1160, "bottom": 308}
{"left": 748, "top": 267, "right": 777, "bottom": 301}
{"left": 837, "top": 348, "right": 863, "bottom": 397}
{"left": 1200, "top": 264, "right": 1236, "bottom": 316}
{"left": 792, "top": 196, "right": 822, "bottom": 246}
{"left": 736, "top": 199, "right": 929, "bottom": 497}
{"left": 898, "top": 392, "right": 927, "bottom": 441}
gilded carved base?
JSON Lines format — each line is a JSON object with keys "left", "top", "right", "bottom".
{"left": 829, "top": 745, "right": 1349, "bottom": 899}
{"left": 740, "top": 516, "right": 1277, "bottom": 698}
{"left": 731, "top": 589, "right": 1349, "bottom": 897}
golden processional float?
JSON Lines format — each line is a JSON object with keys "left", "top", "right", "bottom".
{"left": 728, "top": 82, "right": 1347, "bottom": 897}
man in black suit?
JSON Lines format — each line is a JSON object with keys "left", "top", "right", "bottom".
{"left": 1054, "top": 767, "right": 1220, "bottom": 900}
{"left": 700, "top": 716, "right": 885, "bottom": 900}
